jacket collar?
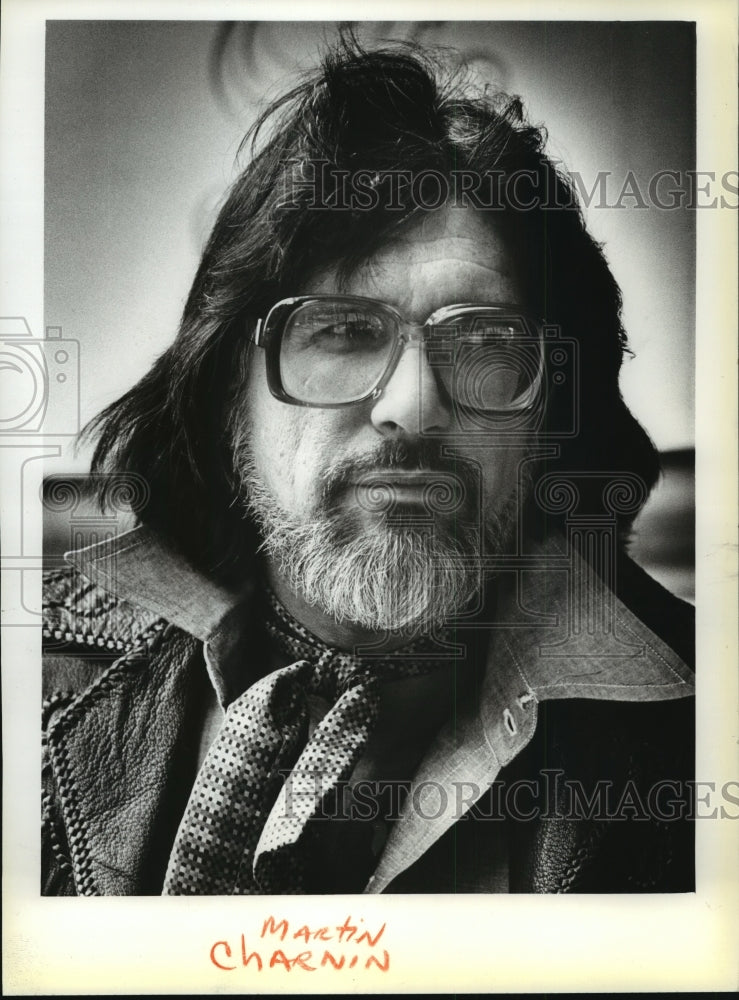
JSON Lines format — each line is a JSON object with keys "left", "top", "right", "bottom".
{"left": 67, "top": 526, "right": 241, "bottom": 642}
{"left": 64, "top": 524, "right": 694, "bottom": 894}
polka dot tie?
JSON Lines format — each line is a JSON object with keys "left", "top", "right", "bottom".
{"left": 162, "top": 591, "right": 452, "bottom": 895}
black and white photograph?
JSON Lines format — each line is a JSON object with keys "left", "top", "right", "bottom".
{"left": 2, "top": 2, "right": 737, "bottom": 994}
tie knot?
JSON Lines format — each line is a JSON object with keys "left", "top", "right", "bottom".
{"left": 262, "top": 584, "right": 457, "bottom": 699}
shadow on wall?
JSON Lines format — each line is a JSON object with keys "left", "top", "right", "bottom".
{"left": 42, "top": 450, "right": 695, "bottom": 605}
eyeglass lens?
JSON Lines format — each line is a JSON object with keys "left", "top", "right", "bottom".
{"left": 278, "top": 300, "right": 541, "bottom": 410}
{"left": 280, "top": 300, "right": 397, "bottom": 405}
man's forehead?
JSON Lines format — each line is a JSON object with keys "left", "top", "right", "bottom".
{"left": 301, "top": 204, "right": 522, "bottom": 317}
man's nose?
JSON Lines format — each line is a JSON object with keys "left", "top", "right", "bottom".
{"left": 369, "top": 341, "right": 452, "bottom": 437}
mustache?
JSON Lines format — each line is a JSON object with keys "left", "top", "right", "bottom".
{"left": 319, "top": 440, "right": 481, "bottom": 510}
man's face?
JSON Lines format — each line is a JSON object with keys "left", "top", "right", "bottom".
{"left": 236, "top": 204, "right": 534, "bottom": 632}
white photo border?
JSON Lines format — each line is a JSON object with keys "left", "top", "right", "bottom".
{"left": 1, "top": 0, "right": 737, "bottom": 994}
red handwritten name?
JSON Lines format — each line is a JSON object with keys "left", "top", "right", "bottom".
{"left": 210, "top": 915, "right": 389, "bottom": 972}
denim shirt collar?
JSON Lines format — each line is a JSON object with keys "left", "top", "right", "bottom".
{"left": 67, "top": 524, "right": 694, "bottom": 893}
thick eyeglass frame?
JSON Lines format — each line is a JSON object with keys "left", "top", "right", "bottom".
{"left": 250, "top": 294, "right": 545, "bottom": 410}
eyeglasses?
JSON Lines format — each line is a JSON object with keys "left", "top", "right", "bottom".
{"left": 251, "top": 294, "right": 545, "bottom": 411}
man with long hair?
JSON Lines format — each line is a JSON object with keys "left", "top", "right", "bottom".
{"left": 42, "top": 39, "right": 694, "bottom": 895}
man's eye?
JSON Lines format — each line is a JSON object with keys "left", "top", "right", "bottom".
{"left": 311, "top": 321, "right": 384, "bottom": 351}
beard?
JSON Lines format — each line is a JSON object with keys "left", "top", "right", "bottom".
{"left": 233, "top": 434, "right": 527, "bottom": 634}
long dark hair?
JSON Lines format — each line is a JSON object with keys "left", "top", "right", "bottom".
{"left": 85, "top": 36, "right": 660, "bottom": 584}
